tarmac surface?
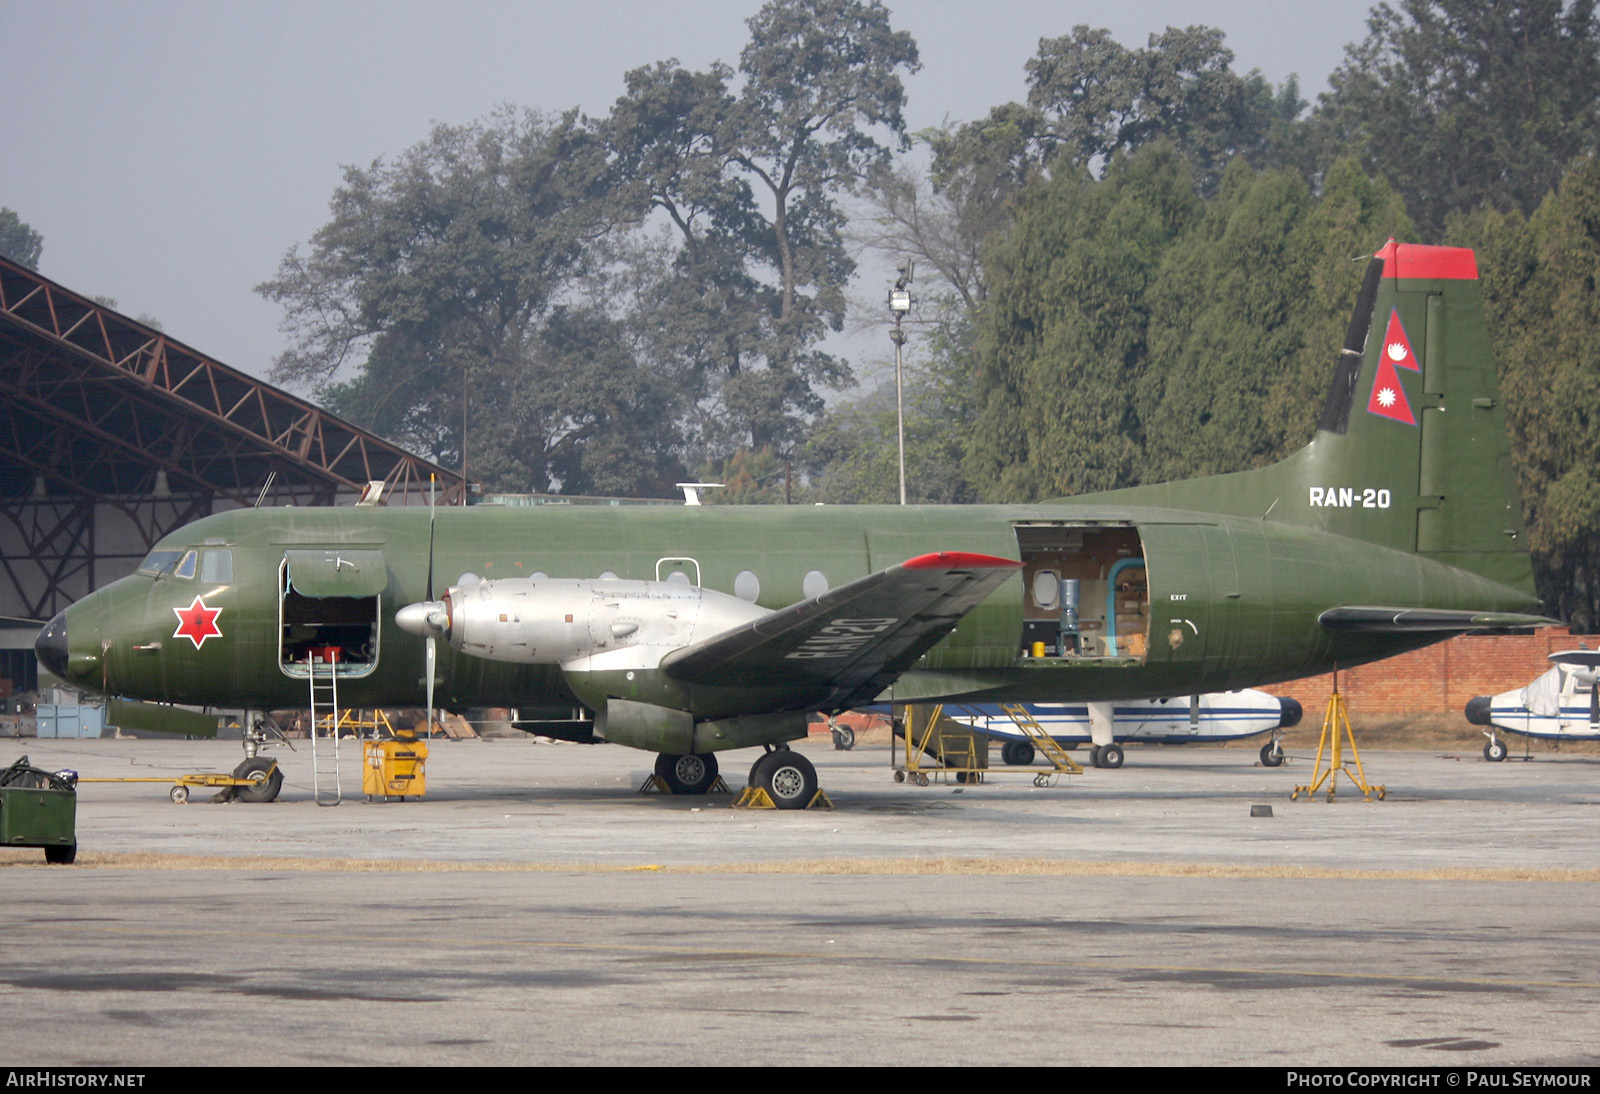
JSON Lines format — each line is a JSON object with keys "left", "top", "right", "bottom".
{"left": 2, "top": 732, "right": 1598, "bottom": 1067}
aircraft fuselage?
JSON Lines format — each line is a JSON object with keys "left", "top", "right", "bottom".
{"left": 42, "top": 499, "right": 1535, "bottom": 722}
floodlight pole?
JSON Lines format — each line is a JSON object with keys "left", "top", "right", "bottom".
{"left": 888, "top": 264, "right": 913, "bottom": 506}
{"left": 892, "top": 321, "right": 907, "bottom": 506}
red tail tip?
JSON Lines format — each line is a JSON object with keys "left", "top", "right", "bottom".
{"left": 1374, "top": 240, "right": 1478, "bottom": 280}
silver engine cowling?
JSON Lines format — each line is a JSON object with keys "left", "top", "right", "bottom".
{"left": 397, "top": 576, "right": 769, "bottom": 668}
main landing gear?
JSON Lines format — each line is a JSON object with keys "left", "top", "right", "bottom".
{"left": 747, "top": 747, "right": 819, "bottom": 809}
{"left": 653, "top": 752, "right": 720, "bottom": 795}
{"left": 650, "top": 746, "right": 821, "bottom": 809}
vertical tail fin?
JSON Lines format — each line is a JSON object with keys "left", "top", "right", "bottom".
{"left": 1094, "top": 241, "right": 1534, "bottom": 596}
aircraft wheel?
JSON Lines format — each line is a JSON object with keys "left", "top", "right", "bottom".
{"left": 233, "top": 757, "right": 283, "bottom": 803}
{"left": 169, "top": 785, "right": 190, "bottom": 804}
{"left": 759, "top": 752, "right": 818, "bottom": 810}
{"left": 1001, "top": 741, "right": 1035, "bottom": 766}
{"left": 831, "top": 725, "right": 856, "bottom": 751}
{"left": 748, "top": 749, "right": 782, "bottom": 788}
{"left": 1259, "top": 743, "right": 1284, "bottom": 767}
{"left": 1088, "top": 745, "right": 1102, "bottom": 768}
{"left": 655, "top": 752, "right": 719, "bottom": 794}
{"left": 44, "top": 842, "right": 77, "bottom": 865}
{"left": 1483, "top": 740, "right": 1508, "bottom": 763}
{"left": 1098, "top": 743, "right": 1125, "bottom": 769}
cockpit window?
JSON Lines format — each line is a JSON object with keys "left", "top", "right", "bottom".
{"left": 136, "top": 550, "right": 183, "bottom": 577}
{"left": 173, "top": 551, "right": 198, "bottom": 579}
{"left": 201, "top": 549, "right": 233, "bottom": 584}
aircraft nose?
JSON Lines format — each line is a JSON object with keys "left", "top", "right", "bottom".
{"left": 35, "top": 611, "right": 69, "bottom": 680}
{"left": 1277, "top": 697, "right": 1303, "bottom": 728}
{"left": 1464, "top": 695, "right": 1493, "bottom": 726}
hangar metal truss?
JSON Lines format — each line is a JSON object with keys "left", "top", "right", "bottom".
{"left": 0, "top": 254, "right": 465, "bottom": 623}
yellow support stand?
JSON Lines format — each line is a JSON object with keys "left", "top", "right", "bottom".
{"left": 896, "top": 702, "right": 942, "bottom": 785}
{"left": 892, "top": 703, "right": 1080, "bottom": 785}
{"left": 638, "top": 774, "right": 731, "bottom": 795}
{"left": 893, "top": 703, "right": 989, "bottom": 785}
{"left": 733, "top": 785, "right": 833, "bottom": 810}
{"left": 1291, "top": 678, "right": 1385, "bottom": 802}
{"left": 319, "top": 708, "right": 397, "bottom": 740}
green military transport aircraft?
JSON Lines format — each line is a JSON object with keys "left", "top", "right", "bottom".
{"left": 35, "top": 241, "right": 1554, "bottom": 806}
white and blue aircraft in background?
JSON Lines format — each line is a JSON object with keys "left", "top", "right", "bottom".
{"left": 1466, "top": 649, "right": 1600, "bottom": 761}
{"left": 939, "top": 689, "right": 1301, "bottom": 769}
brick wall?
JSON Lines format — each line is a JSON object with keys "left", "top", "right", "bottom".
{"left": 1261, "top": 629, "right": 1599, "bottom": 715}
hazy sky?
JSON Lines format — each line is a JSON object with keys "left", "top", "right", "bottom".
{"left": 2, "top": 0, "right": 1378, "bottom": 386}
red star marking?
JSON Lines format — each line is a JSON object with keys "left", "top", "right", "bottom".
{"left": 172, "top": 596, "right": 223, "bottom": 649}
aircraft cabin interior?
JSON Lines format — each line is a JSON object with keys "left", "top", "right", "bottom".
{"left": 1013, "top": 523, "right": 1148, "bottom": 662}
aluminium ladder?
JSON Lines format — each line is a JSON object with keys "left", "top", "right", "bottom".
{"left": 307, "top": 648, "right": 342, "bottom": 806}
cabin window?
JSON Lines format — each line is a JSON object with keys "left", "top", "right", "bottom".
{"left": 1031, "top": 570, "right": 1060, "bottom": 610}
{"left": 1013, "top": 523, "right": 1149, "bottom": 663}
{"left": 137, "top": 550, "right": 183, "bottom": 577}
{"left": 734, "top": 570, "right": 760, "bottom": 602}
{"left": 802, "top": 570, "right": 829, "bottom": 598}
{"left": 172, "top": 551, "right": 198, "bottom": 580}
{"left": 201, "top": 549, "right": 233, "bottom": 584}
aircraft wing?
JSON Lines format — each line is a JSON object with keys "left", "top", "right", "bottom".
{"left": 659, "top": 552, "right": 1021, "bottom": 709}
{"left": 1318, "top": 607, "right": 1560, "bottom": 633}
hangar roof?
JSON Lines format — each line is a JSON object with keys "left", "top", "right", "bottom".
{"left": 0, "top": 254, "right": 464, "bottom": 507}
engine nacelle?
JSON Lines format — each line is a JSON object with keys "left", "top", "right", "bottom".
{"left": 596, "top": 698, "right": 807, "bottom": 754}
{"left": 399, "top": 576, "right": 770, "bottom": 668}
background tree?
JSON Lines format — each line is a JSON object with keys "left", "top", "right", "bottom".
{"left": 934, "top": 25, "right": 1305, "bottom": 201}
{"left": 604, "top": 0, "right": 920, "bottom": 462}
{"left": 801, "top": 360, "right": 976, "bottom": 504}
{"left": 964, "top": 145, "right": 1202, "bottom": 501}
{"left": 257, "top": 109, "right": 682, "bottom": 496}
{"left": 694, "top": 446, "right": 788, "bottom": 504}
{"left": 1138, "top": 156, "right": 1413, "bottom": 482}
{"left": 1135, "top": 162, "right": 1319, "bottom": 482}
{"left": 832, "top": 140, "right": 998, "bottom": 505}
{"left": 0, "top": 207, "right": 43, "bottom": 270}
{"left": 1313, "top": 0, "right": 1600, "bottom": 239}
{"left": 1457, "top": 157, "right": 1600, "bottom": 627}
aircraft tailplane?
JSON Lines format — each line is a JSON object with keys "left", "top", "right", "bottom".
{"left": 1093, "top": 241, "right": 1533, "bottom": 596}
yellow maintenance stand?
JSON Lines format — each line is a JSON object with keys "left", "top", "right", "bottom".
{"left": 362, "top": 730, "right": 427, "bottom": 802}
{"left": 1292, "top": 676, "right": 1385, "bottom": 802}
{"left": 893, "top": 703, "right": 1082, "bottom": 786}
